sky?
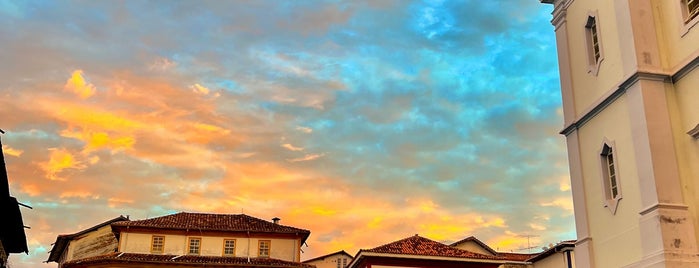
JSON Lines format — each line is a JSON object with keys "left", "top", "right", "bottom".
{"left": 0, "top": 1, "right": 572, "bottom": 267}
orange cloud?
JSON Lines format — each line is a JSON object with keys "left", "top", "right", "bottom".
{"left": 40, "top": 148, "right": 85, "bottom": 181}
{"left": 2, "top": 144, "right": 23, "bottom": 157}
{"left": 64, "top": 70, "right": 96, "bottom": 99}
{"left": 60, "top": 129, "right": 135, "bottom": 152}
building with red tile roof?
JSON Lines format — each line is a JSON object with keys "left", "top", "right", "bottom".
{"left": 48, "top": 212, "right": 311, "bottom": 268}
{"left": 344, "top": 234, "right": 574, "bottom": 268}
{"left": 62, "top": 252, "right": 317, "bottom": 268}
{"left": 348, "top": 235, "right": 507, "bottom": 268}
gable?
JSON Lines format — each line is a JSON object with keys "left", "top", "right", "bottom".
{"left": 450, "top": 240, "right": 495, "bottom": 256}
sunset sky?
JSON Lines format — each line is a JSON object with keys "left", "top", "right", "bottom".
{"left": 0, "top": 1, "right": 572, "bottom": 267}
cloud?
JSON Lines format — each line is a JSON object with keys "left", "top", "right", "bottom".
{"left": 2, "top": 2, "right": 568, "bottom": 267}
{"left": 40, "top": 148, "right": 85, "bottom": 181}
{"left": 2, "top": 144, "right": 23, "bottom": 156}
{"left": 64, "top": 70, "right": 97, "bottom": 99}
{"left": 192, "top": 83, "right": 211, "bottom": 95}
{"left": 287, "top": 153, "right": 325, "bottom": 162}
{"left": 282, "top": 143, "right": 304, "bottom": 151}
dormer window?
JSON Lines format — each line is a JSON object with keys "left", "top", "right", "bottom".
{"left": 585, "top": 12, "right": 604, "bottom": 75}
{"left": 600, "top": 141, "right": 622, "bottom": 214}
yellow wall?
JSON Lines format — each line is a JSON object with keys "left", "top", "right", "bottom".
{"left": 118, "top": 232, "right": 300, "bottom": 261}
{"left": 651, "top": 1, "right": 699, "bottom": 70}
{"left": 668, "top": 61, "right": 699, "bottom": 253}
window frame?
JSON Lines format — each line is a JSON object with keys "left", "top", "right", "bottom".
{"left": 685, "top": 0, "right": 699, "bottom": 23}
{"left": 679, "top": 0, "right": 699, "bottom": 35}
{"left": 151, "top": 235, "right": 165, "bottom": 254}
{"left": 187, "top": 237, "right": 202, "bottom": 255}
{"left": 599, "top": 140, "right": 622, "bottom": 214}
{"left": 222, "top": 239, "right": 236, "bottom": 257}
{"left": 258, "top": 240, "right": 271, "bottom": 258}
{"left": 585, "top": 11, "right": 604, "bottom": 76}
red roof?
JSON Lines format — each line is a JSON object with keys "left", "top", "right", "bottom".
{"left": 62, "top": 252, "right": 316, "bottom": 268}
{"left": 497, "top": 252, "right": 538, "bottom": 261}
{"left": 112, "top": 212, "right": 309, "bottom": 235}
{"left": 363, "top": 235, "right": 505, "bottom": 260}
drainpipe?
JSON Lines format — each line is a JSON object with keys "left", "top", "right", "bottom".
{"left": 565, "top": 250, "right": 573, "bottom": 268}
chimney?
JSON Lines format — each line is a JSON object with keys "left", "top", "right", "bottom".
{"left": 272, "top": 217, "right": 280, "bottom": 224}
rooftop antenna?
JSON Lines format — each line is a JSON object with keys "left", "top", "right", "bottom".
{"left": 516, "top": 234, "right": 540, "bottom": 253}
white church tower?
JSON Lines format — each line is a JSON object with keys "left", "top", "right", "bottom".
{"left": 542, "top": 0, "right": 699, "bottom": 267}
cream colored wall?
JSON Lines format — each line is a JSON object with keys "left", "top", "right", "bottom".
{"left": 531, "top": 251, "right": 575, "bottom": 268}
{"left": 118, "top": 232, "right": 300, "bottom": 261}
{"left": 669, "top": 66, "right": 699, "bottom": 253}
{"left": 576, "top": 95, "right": 643, "bottom": 267}
{"left": 451, "top": 241, "right": 495, "bottom": 256}
{"left": 565, "top": 0, "right": 627, "bottom": 118}
{"left": 554, "top": 0, "right": 699, "bottom": 267}
{"left": 651, "top": 1, "right": 699, "bottom": 70}
{"left": 305, "top": 253, "right": 351, "bottom": 268}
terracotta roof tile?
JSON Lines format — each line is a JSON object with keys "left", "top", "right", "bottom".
{"left": 63, "top": 252, "right": 316, "bottom": 268}
{"left": 497, "top": 252, "right": 538, "bottom": 261}
{"left": 112, "top": 212, "right": 309, "bottom": 235}
{"left": 364, "top": 235, "right": 505, "bottom": 260}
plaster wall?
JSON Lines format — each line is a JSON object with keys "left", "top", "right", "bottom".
{"left": 305, "top": 253, "right": 351, "bottom": 268}
{"left": 668, "top": 66, "right": 699, "bottom": 255}
{"left": 118, "top": 232, "right": 299, "bottom": 261}
{"left": 563, "top": 0, "right": 627, "bottom": 118}
{"left": 650, "top": 1, "right": 699, "bottom": 70}
{"left": 576, "top": 95, "right": 643, "bottom": 267}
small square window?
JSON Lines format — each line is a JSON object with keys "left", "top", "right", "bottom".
{"left": 188, "top": 238, "right": 201, "bottom": 255}
{"left": 151, "top": 235, "right": 164, "bottom": 253}
{"left": 258, "top": 240, "right": 270, "bottom": 257}
{"left": 223, "top": 239, "right": 236, "bottom": 256}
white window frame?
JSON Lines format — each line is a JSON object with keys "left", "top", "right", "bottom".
{"left": 585, "top": 11, "right": 604, "bottom": 76}
{"left": 599, "top": 140, "right": 622, "bottom": 214}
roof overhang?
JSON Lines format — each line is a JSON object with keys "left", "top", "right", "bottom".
{"left": 348, "top": 251, "right": 505, "bottom": 268}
